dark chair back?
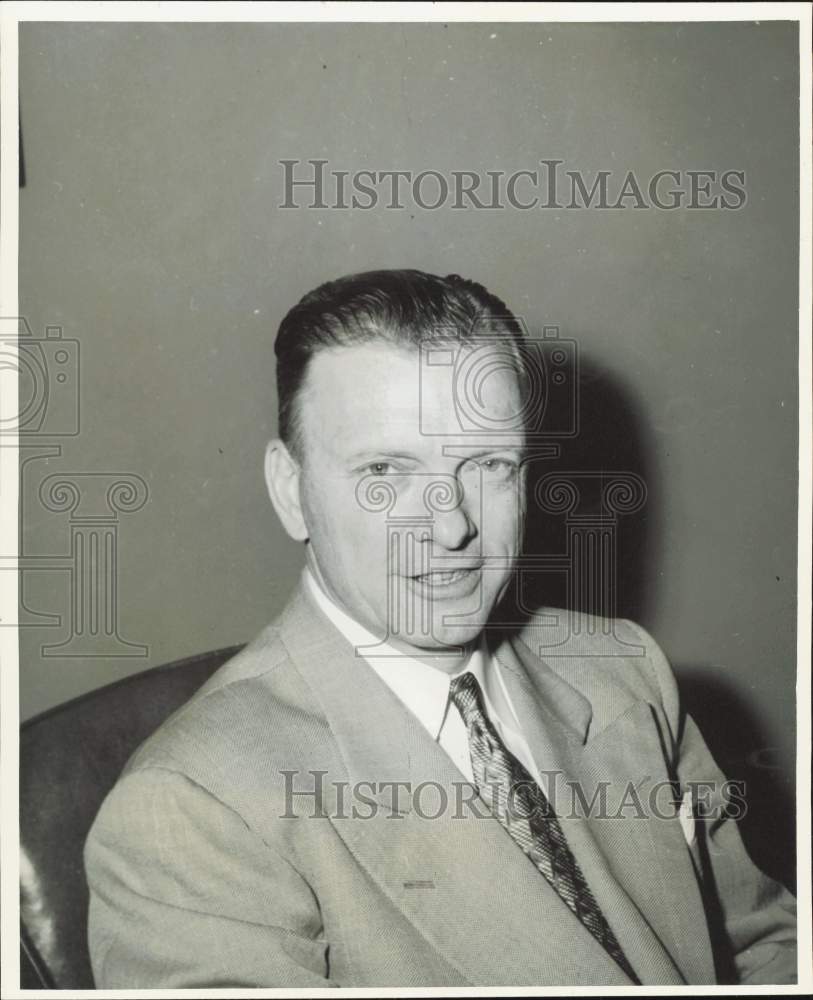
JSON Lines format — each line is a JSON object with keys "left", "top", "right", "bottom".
{"left": 20, "top": 646, "right": 243, "bottom": 989}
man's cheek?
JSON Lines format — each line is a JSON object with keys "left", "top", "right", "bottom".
{"left": 480, "top": 495, "right": 521, "bottom": 548}
{"left": 359, "top": 524, "right": 390, "bottom": 570}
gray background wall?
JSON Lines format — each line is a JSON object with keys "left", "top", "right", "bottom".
{"left": 18, "top": 22, "right": 798, "bottom": 886}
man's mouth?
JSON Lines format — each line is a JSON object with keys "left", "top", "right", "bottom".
{"left": 407, "top": 566, "right": 481, "bottom": 595}
{"left": 410, "top": 569, "right": 470, "bottom": 585}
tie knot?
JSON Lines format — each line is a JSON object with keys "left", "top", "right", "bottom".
{"left": 449, "top": 671, "right": 487, "bottom": 728}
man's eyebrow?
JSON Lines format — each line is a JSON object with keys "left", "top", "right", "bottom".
{"left": 444, "top": 444, "right": 527, "bottom": 460}
{"left": 345, "top": 449, "right": 421, "bottom": 465}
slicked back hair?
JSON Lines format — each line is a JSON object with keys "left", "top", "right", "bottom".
{"left": 274, "top": 269, "right": 524, "bottom": 460}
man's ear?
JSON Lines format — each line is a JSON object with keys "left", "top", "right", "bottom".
{"left": 264, "top": 439, "right": 308, "bottom": 542}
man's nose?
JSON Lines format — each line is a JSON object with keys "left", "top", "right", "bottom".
{"left": 425, "top": 478, "right": 477, "bottom": 551}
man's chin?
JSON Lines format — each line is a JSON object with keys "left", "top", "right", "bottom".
{"left": 390, "top": 620, "right": 487, "bottom": 656}
{"left": 386, "top": 588, "right": 503, "bottom": 655}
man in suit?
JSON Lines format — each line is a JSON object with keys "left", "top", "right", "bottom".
{"left": 85, "top": 269, "right": 797, "bottom": 987}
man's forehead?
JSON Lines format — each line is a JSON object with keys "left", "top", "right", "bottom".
{"left": 301, "top": 339, "right": 525, "bottom": 453}
{"left": 303, "top": 339, "right": 523, "bottom": 400}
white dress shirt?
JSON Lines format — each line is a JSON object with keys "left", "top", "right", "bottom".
{"left": 304, "top": 568, "right": 541, "bottom": 784}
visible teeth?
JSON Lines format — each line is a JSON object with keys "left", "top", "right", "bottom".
{"left": 414, "top": 570, "right": 470, "bottom": 584}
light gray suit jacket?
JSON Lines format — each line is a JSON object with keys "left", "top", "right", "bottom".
{"left": 84, "top": 584, "right": 797, "bottom": 987}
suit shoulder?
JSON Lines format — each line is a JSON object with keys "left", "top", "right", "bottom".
{"left": 90, "top": 621, "right": 335, "bottom": 848}
{"left": 517, "top": 605, "right": 647, "bottom": 654}
{"left": 124, "top": 622, "right": 326, "bottom": 784}
{"left": 515, "top": 606, "right": 680, "bottom": 731}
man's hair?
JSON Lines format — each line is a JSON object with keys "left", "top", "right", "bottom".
{"left": 274, "top": 268, "right": 524, "bottom": 459}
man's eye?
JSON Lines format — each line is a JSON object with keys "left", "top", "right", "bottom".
{"left": 367, "top": 462, "right": 393, "bottom": 476}
{"left": 478, "top": 458, "right": 518, "bottom": 479}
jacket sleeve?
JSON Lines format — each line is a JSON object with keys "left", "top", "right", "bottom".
{"left": 628, "top": 619, "right": 798, "bottom": 985}
{"left": 84, "top": 765, "right": 335, "bottom": 988}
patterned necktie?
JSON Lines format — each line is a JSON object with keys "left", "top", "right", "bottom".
{"left": 449, "top": 671, "right": 640, "bottom": 984}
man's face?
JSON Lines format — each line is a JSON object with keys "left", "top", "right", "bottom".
{"left": 296, "top": 339, "right": 526, "bottom": 660}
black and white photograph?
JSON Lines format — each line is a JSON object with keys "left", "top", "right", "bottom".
{"left": 1, "top": 2, "right": 810, "bottom": 995}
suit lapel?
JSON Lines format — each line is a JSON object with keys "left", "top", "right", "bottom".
{"left": 324, "top": 720, "right": 633, "bottom": 986}
{"left": 500, "top": 635, "right": 715, "bottom": 985}
{"left": 276, "top": 585, "right": 712, "bottom": 985}
{"left": 575, "top": 701, "right": 717, "bottom": 985}
{"left": 278, "top": 585, "right": 632, "bottom": 986}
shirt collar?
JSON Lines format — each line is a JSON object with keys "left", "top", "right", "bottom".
{"left": 304, "top": 567, "right": 463, "bottom": 739}
{"left": 302, "top": 567, "right": 523, "bottom": 743}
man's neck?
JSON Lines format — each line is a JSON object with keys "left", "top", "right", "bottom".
{"left": 303, "top": 557, "right": 475, "bottom": 675}
{"left": 375, "top": 632, "right": 475, "bottom": 676}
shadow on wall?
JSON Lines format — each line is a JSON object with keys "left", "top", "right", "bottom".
{"left": 678, "top": 665, "right": 796, "bottom": 893}
{"left": 517, "top": 353, "right": 656, "bottom": 624}
{"left": 505, "top": 349, "right": 795, "bottom": 894}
